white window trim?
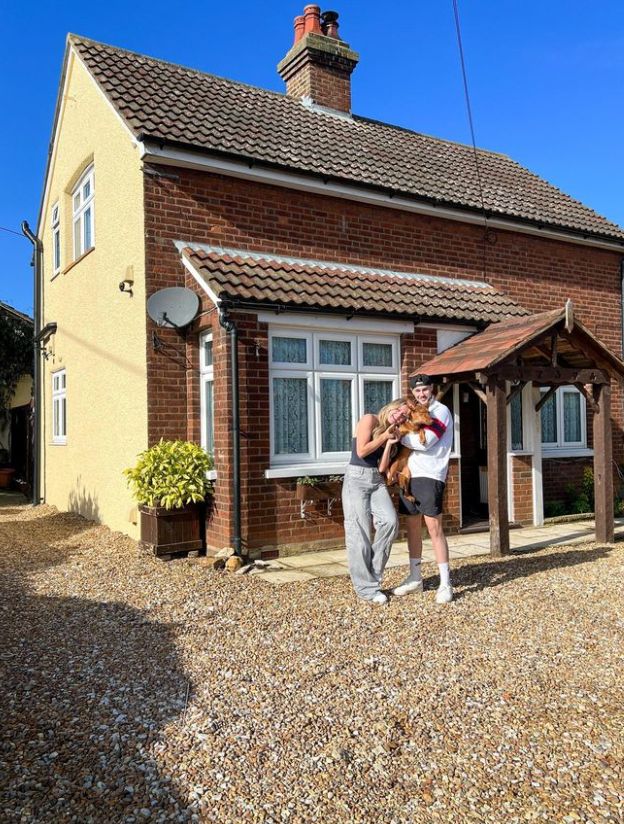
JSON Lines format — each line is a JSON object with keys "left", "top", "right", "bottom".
{"left": 268, "top": 326, "right": 402, "bottom": 470}
{"left": 539, "top": 386, "right": 589, "bottom": 456}
{"left": 72, "top": 165, "right": 95, "bottom": 260}
{"left": 52, "top": 369, "right": 67, "bottom": 444}
{"left": 199, "top": 332, "right": 217, "bottom": 480}
{"left": 51, "top": 202, "right": 61, "bottom": 276}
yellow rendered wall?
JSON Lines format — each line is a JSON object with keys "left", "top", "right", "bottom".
{"left": 39, "top": 48, "right": 147, "bottom": 536}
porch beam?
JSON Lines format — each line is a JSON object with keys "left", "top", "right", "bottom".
{"left": 468, "top": 382, "right": 487, "bottom": 405}
{"left": 495, "top": 366, "right": 609, "bottom": 385}
{"left": 486, "top": 378, "right": 509, "bottom": 557}
{"left": 574, "top": 383, "right": 600, "bottom": 414}
{"left": 535, "top": 385, "right": 557, "bottom": 412}
{"left": 593, "top": 383, "right": 614, "bottom": 543}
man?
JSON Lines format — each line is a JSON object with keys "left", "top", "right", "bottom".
{"left": 393, "top": 374, "right": 454, "bottom": 603}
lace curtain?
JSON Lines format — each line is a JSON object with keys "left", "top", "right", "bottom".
{"left": 363, "top": 380, "right": 393, "bottom": 414}
{"left": 321, "top": 379, "right": 352, "bottom": 452}
{"left": 541, "top": 394, "right": 557, "bottom": 443}
{"left": 563, "top": 392, "right": 581, "bottom": 442}
{"left": 510, "top": 392, "right": 523, "bottom": 451}
{"left": 273, "top": 378, "right": 308, "bottom": 454}
{"left": 319, "top": 340, "right": 351, "bottom": 365}
{"left": 362, "top": 342, "right": 392, "bottom": 367}
{"left": 272, "top": 337, "right": 307, "bottom": 363}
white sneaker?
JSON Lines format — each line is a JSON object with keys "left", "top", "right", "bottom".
{"left": 435, "top": 584, "right": 453, "bottom": 604}
{"left": 392, "top": 577, "right": 424, "bottom": 597}
{"left": 371, "top": 592, "right": 388, "bottom": 605}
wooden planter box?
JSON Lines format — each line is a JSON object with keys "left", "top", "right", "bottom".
{"left": 0, "top": 468, "right": 15, "bottom": 489}
{"left": 295, "top": 481, "right": 342, "bottom": 501}
{"left": 139, "top": 502, "right": 205, "bottom": 558}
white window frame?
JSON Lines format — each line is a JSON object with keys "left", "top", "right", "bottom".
{"left": 51, "top": 202, "right": 61, "bottom": 276}
{"left": 540, "top": 386, "right": 589, "bottom": 456}
{"left": 52, "top": 369, "right": 67, "bottom": 444}
{"left": 199, "top": 331, "right": 214, "bottom": 454}
{"left": 268, "top": 327, "right": 401, "bottom": 469}
{"left": 72, "top": 165, "right": 95, "bottom": 260}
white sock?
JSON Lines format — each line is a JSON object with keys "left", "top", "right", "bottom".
{"left": 438, "top": 562, "right": 450, "bottom": 588}
{"left": 409, "top": 558, "right": 422, "bottom": 582}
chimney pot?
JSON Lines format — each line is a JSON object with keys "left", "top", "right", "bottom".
{"left": 303, "top": 4, "right": 322, "bottom": 34}
{"left": 320, "top": 10, "right": 340, "bottom": 38}
{"left": 293, "top": 15, "right": 305, "bottom": 43}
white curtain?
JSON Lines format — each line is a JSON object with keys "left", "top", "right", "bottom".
{"left": 321, "top": 379, "right": 352, "bottom": 452}
{"left": 273, "top": 377, "right": 308, "bottom": 453}
{"left": 362, "top": 342, "right": 392, "bottom": 367}
{"left": 272, "top": 337, "right": 307, "bottom": 363}
{"left": 319, "top": 339, "right": 351, "bottom": 365}
{"left": 363, "top": 380, "right": 393, "bottom": 414}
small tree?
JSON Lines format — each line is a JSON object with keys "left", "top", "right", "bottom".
{"left": 0, "top": 309, "right": 33, "bottom": 413}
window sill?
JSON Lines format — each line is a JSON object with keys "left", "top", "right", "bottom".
{"left": 265, "top": 463, "right": 347, "bottom": 479}
{"left": 62, "top": 246, "right": 95, "bottom": 275}
{"left": 542, "top": 448, "right": 593, "bottom": 459}
{"left": 51, "top": 440, "right": 67, "bottom": 446}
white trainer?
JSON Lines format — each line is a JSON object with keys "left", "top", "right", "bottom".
{"left": 371, "top": 592, "right": 388, "bottom": 605}
{"left": 392, "top": 578, "right": 424, "bottom": 597}
{"left": 435, "top": 584, "right": 454, "bottom": 604}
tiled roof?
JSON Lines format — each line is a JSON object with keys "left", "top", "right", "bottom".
{"left": 414, "top": 307, "right": 624, "bottom": 379}
{"left": 179, "top": 244, "right": 528, "bottom": 324}
{"left": 70, "top": 35, "right": 624, "bottom": 244}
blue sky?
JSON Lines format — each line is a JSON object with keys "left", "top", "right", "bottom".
{"left": 2, "top": 0, "right": 623, "bottom": 317}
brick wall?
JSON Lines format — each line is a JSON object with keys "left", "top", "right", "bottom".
{"left": 511, "top": 454, "right": 533, "bottom": 524}
{"left": 143, "top": 167, "right": 624, "bottom": 553}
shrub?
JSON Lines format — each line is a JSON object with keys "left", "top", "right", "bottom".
{"left": 124, "top": 440, "right": 214, "bottom": 509}
{"left": 544, "top": 500, "right": 566, "bottom": 518}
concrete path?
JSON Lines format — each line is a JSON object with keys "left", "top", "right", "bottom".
{"left": 255, "top": 517, "right": 624, "bottom": 584}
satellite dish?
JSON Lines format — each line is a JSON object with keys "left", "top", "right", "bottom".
{"left": 147, "top": 287, "right": 199, "bottom": 329}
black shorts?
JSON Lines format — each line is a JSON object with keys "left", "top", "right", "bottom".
{"left": 398, "top": 477, "right": 446, "bottom": 517}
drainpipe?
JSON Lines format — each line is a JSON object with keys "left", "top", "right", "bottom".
{"left": 218, "top": 305, "right": 242, "bottom": 556}
{"left": 21, "top": 221, "right": 42, "bottom": 506}
{"left": 621, "top": 259, "right": 624, "bottom": 359}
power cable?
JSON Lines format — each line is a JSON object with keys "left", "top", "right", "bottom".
{"left": 0, "top": 225, "right": 28, "bottom": 239}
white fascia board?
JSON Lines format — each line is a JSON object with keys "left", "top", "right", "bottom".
{"left": 256, "top": 310, "right": 414, "bottom": 334}
{"left": 142, "top": 141, "right": 624, "bottom": 254}
{"left": 179, "top": 254, "right": 221, "bottom": 307}
{"left": 418, "top": 322, "right": 477, "bottom": 332}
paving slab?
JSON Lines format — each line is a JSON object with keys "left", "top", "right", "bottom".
{"left": 256, "top": 570, "right": 316, "bottom": 584}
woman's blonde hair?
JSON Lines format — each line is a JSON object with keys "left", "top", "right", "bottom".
{"left": 372, "top": 398, "right": 409, "bottom": 440}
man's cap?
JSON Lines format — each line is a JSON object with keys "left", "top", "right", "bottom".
{"left": 409, "top": 373, "right": 433, "bottom": 389}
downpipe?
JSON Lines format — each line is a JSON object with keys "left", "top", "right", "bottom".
{"left": 218, "top": 306, "right": 242, "bottom": 556}
{"left": 21, "top": 221, "right": 42, "bottom": 506}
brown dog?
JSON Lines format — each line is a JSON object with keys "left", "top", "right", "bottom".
{"left": 386, "top": 402, "right": 433, "bottom": 502}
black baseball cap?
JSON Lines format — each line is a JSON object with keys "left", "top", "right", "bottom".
{"left": 409, "top": 373, "right": 433, "bottom": 389}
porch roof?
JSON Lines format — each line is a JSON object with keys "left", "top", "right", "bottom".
{"left": 179, "top": 243, "right": 528, "bottom": 325}
{"left": 413, "top": 304, "right": 624, "bottom": 383}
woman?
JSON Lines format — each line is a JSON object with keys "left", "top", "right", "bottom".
{"left": 342, "top": 399, "right": 411, "bottom": 605}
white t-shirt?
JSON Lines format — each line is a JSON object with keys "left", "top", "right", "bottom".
{"left": 401, "top": 399, "right": 453, "bottom": 482}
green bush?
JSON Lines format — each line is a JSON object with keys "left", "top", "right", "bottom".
{"left": 124, "top": 440, "right": 214, "bottom": 509}
{"left": 544, "top": 500, "right": 566, "bottom": 518}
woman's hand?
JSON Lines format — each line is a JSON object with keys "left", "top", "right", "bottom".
{"left": 384, "top": 425, "right": 400, "bottom": 445}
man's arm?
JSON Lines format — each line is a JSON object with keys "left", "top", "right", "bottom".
{"left": 401, "top": 409, "right": 450, "bottom": 451}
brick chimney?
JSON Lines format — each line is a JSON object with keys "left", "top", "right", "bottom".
{"left": 277, "top": 7, "right": 359, "bottom": 114}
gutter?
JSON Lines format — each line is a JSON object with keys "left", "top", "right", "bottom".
{"left": 21, "top": 221, "right": 42, "bottom": 506}
{"left": 217, "top": 306, "right": 242, "bottom": 557}
{"left": 141, "top": 140, "right": 624, "bottom": 254}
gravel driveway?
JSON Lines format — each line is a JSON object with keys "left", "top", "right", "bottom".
{"left": 1, "top": 501, "right": 623, "bottom": 823}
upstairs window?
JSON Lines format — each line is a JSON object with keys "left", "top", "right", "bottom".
{"left": 51, "top": 203, "right": 61, "bottom": 275}
{"left": 72, "top": 166, "right": 95, "bottom": 259}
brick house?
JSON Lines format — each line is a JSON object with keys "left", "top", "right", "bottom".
{"left": 37, "top": 7, "right": 624, "bottom": 555}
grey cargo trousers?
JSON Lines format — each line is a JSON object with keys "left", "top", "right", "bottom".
{"left": 342, "top": 465, "right": 399, "bottom": 600}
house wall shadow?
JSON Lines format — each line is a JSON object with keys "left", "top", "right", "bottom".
{"left": 68, "top": 475, "right": 101, "bottom": 523}
{"left": 0, "top": 510, "right": 193, "bottom": 819}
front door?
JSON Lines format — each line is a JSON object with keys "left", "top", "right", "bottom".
{"left": 458, "top": 383, "right": 488, "bottom": 527}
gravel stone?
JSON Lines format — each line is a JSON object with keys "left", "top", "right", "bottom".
{"left": 1, "top": 502, "right": 623, "bottom": 822}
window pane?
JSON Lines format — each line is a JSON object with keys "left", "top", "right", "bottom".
{"left": 320, "top": 378, "right": 352, "bottom": 452}
{"left": 273, "top": 378, "right": 308, "bottom": 454}
{"left": 319, "top": 339, "right": 351, "bottom": 366}
{"left": 510, "top": 391, "right": 523, "bottom": 451}
{"left": 541, "top": 393, "right": 557, "bottom": 443}
{"left": 61, "top": 373, "right": 66, "bottom": 389}
{"left": 74, "top": 218, "right": 81, "bottom": 256}
{"left": 53, "top": 399, "right": 59, "bottom": 437}
{"left": 54, "top": 230, "right": 60, "bottom": 270}
{"left": 204, "top": 380, "right": 214, "bottom": 454}
{"left": 83, "top": 179, "right": 91, "bottom": 199}
{"left": 83, "top": 207, "right": 92, "bottom": 250}
{"left": 203, "top": 338, "right": 213, "bottom": 368}
{"left": 563, "top": 392, "right": 581, "bottom": 442}
{"left": 73, "top": 192, "right": 80, "bottom": 212}
{"left": 363, "top": 380, "right": 393, "bottom": 414}
{"left": 272, "top": 337, "right": 306, "bottom": 364}
{"left": 61, "top": 397, "right": 66, "bottom": 436}
{"left": 362, "top": 342, "right": 393, "bottom": 368}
